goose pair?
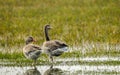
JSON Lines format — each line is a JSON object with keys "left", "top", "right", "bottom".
{"left": 23, "top": 25, "right": 68, "bottom": 64}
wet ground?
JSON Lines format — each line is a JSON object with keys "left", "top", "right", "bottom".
{"left": 0, "top": 57, "right": 120, "bottom": 75}
{"left": 1, "top": 65, "right": 120, "bottom": 75}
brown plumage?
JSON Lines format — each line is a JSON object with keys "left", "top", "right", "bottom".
{"left": 42, "top": 25, "right": 68, "bottom": 62}
{"left": 23, "top": 36, "right": 41, "bottom": 65}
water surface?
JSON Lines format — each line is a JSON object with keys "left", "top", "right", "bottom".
{"left": 1, "top": 63, "right": 120, "bottom": 75}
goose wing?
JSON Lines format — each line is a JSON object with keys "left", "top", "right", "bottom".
{"left": 23, "top": 44, "right": 41, "bottom": 54}
{"left": 43, "top": 40, "right": 68, "bottom": 51}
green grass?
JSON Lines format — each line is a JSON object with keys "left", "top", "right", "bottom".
{"left": 0, "top": 50, "right": 119, "bottom": 66}
{"left": 0, "top": 0, "right": 120, "bottom": 48}
{"left": 0, "top": 50, "right": 119, "bottom": 59}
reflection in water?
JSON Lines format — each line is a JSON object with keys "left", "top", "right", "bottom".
{"left": 0, "top": 65, "right": 120, "bottom": 75}
{"left": 44, "top": 65, "right": 63, "bottom": 75}
{"left": 24, "top": 67, "right": 41, "bottom": 75}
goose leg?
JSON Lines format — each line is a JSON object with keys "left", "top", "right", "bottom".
{"left": 50, "top": 64, "right": 53, "bottom": 69}
{"left": 32, "top": 60, "right": 36, "bottom": 69}
{"left": 50, "top": 56, "right": 53, "bottom": 63}
{"left": 32, "top": 60, "right": 36, "bottom": 67}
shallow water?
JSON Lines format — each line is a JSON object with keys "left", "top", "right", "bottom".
{"left": 56, "top": 56, "right": 120, "bottom": 62}
{"left": 0, "top": 65, "right": 120, "bottom": 75}
{"left": 0, "top": 57, "right": 120, "bottom": 75}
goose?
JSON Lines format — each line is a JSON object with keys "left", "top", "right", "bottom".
{"left": 23, "top": 36, "right": 41, "bottom": 65}
{"left": 42, "top": 25, "right": 68, "bottom": 62}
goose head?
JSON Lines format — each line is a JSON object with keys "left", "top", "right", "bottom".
{"left": 25, "top": 36, "right": 36, "bottom": 45}
{"left": 45, "top": 25, "right": 52, "bottom": 30}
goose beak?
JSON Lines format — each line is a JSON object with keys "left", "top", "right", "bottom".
{"left": 49, "top": 27, "right": 52, "bottom": 29}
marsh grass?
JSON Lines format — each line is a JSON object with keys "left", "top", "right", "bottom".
{"left": 0, "top": 47, "right": 119, "bottom": 66}
{"left": 0, "top": 49, "right": 119, "bottom": 59}
{"left": 0, "top": 0, "right": 120, "bottom": 47}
